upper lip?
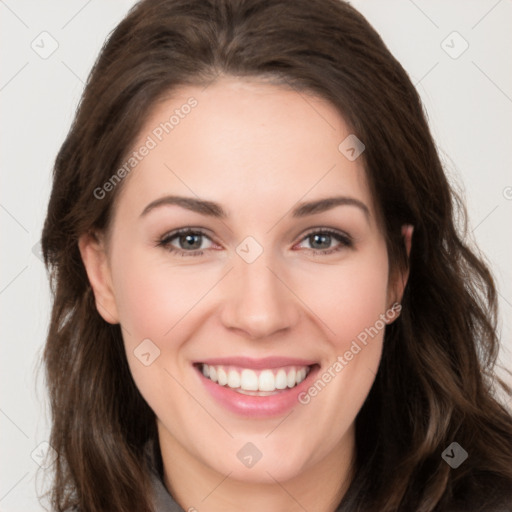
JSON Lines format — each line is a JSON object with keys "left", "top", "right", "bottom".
{"left": 195, "top": 356, "right": 317, "bottom": 369}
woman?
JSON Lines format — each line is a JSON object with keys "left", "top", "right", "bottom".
{"left": 41, "top": 0, "right": 512, "bottom": 511}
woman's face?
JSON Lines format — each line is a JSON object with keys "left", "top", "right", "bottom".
{"left": 81, "top": 77, "right": 405, "bottom": 484}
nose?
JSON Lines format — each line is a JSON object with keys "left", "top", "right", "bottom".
{"left": 219, "top": 250, "right": 300, "bottom": 340}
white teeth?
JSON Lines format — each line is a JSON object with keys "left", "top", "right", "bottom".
{"left": 217, "top": 367, "right": 228, "bottom": 386}
{"left": 286, "top": 368, "right": 296, "bottom": 388}
{"left": 200, "top": 364, "right": 311, "bottom": 393}
{"left": 258, "top": 370, "right": 275, "bottom": 392}
{"left": 227, "top": 369, "right": 240, "bottom": 388}
{"left": 275, "top": 369, "right": 288, "bottom": 390}
{"left": 240, "top": 369, "right": 259, "bottom": 391}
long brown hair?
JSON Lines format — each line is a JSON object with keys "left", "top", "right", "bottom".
{"left": 41, "top": 0, "right": 512, "bottom": 510}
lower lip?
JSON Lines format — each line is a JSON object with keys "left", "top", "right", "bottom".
{"left": 196, "top": 365, "right": 320, "bottom": 417}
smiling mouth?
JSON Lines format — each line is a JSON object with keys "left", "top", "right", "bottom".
{"left": 195, "top": 363, "right": 314, "bottom": 396}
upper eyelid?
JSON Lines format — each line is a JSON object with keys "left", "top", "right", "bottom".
{"left": 160, "top": 227, "right": 212, "bottom": 240}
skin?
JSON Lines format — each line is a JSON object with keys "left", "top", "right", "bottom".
{"left": 79, "top": 77, "right": 412, "bottom": 512}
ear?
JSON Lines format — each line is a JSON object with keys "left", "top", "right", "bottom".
{"left": 78, "top": 231, "right": 119, "bottom": 324}
{"left": 386, "top": 224, "right": 413, "bottom": 322}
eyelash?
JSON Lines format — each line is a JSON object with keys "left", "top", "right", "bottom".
{"left": 156, "top": 227, "right": 353, "bottom": 257}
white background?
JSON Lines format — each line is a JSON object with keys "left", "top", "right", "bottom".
{"left": 1, "top": 1, "right": 511, "bottom": 510}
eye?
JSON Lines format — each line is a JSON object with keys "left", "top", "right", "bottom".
{"left": 296, "top": 228, "right": 353, "bottom": 255}
{"left": 156, "top": 227, "right": 353, "bottom": 257}
{"left": 157, "top": 228, "right": 214, "bottom": 257}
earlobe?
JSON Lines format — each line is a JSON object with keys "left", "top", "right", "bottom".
{"left": 78, "top": 232, "right": 120, "bottom": 324}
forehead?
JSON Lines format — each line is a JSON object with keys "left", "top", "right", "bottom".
{"left": 112, "top": 77, "right": 376, "bottom": 226}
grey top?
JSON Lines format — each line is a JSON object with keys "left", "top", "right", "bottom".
{"left": 146, "top": 441, "right": 185, "bottom": 512}
{"left": 149, "top": 471, "right": 185, "bottom": 512}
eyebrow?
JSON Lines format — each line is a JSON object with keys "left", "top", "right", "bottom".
{"left": 140, "top": 195, "right": 370, "bottom": 220}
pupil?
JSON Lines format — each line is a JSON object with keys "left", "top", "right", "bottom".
{"left": 181, "top": 234, "right": 201, "bottom": 250}
{"left": 311, "top": 233, "right": 330, "bottom": 249}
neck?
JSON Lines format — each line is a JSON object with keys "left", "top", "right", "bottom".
{"left": 157, "top": 423, "right": 356, "bottom": 512}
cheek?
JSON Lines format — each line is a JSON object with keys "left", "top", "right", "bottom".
{"left": 290, "top": 246, "right": 390, "bottom": 440}
{"left": 293, "top": 246, "right": 390, "bottom": 348}
{"left": 110, "top": 246, "right": 217, "bottom": 346}
{"left": 109, "top": 246, "right": 227, "bottom": 410}
{"left": 109, "top": 247, "right": 206, "bottom": 419}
